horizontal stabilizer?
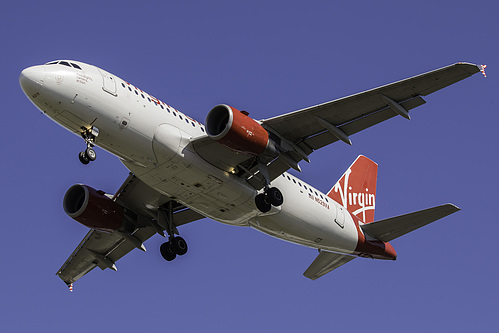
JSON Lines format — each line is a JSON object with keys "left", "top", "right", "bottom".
{"left": 303, "top": 251, "right": 355, "bottom": 280}
{"left": 361, "top": 204, "right": 460, "bottom": 242}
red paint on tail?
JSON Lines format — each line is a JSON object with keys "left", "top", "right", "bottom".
{"left": 327, "top": 155, "right": 378, "bottom": 223}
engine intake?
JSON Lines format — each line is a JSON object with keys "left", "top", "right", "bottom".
{"left": 63, "top": 184, "right": 124, "bottom": 233}
{"left": 205, "top": 104, "right": 271, "bottom": 156}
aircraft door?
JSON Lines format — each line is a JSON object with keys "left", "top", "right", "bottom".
{"left": 335, "top": 206, "right": 345, "bottom": 228}
{"left": 98, "top": 69, "right": 117, "bottom": 96}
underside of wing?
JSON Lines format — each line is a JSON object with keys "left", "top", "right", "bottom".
{"left": 192, "top": 63, "right": 482, "bottom": 190}
{"left": 56, "top": 174, "right": 205, "bottom": 286}
{"left": 263, "top": 63, "right": 480, "bottom": 149}
{"left": 303, "top": 251, "right": 356, "bottom": 280}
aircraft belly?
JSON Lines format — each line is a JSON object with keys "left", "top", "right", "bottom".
{"left": 128, "top": 143, "right": 258, "bottom": 226}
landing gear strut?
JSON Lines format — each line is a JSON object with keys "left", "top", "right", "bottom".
{"left": 79, "top": 126, "right": 99, "bottom": 165}
{"left": 158, "top": 201, "right": 188, "bottom": 261}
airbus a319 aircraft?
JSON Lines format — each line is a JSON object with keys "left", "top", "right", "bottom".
{"left": 19, "top": 60, "right": 484, "bottom": 288}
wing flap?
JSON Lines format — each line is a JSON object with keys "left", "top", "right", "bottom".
{"left": 303, "top": 251, "right": 355, "bottom": 280}
{"left": 361, "top": 204, "right": 460, "bottom": 242}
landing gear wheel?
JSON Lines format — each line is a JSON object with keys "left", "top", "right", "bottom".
{"left": 85, "top": 147, "right": 96, "bottom": 161}
{"left": 267, "top": 187, "right": 283, "bottom": 206}
{"left": 255, "top": 193, "right": 271, "bottom": 213}
{"left": 160, "top": 241, "right": 177, "bottom": 261}
{"left": 171, "top": 236, "right": 188, "bottom": 255}
{"left": 78, "top": 151, "right": 90, "bottom": 165}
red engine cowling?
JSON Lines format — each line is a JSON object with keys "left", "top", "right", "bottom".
{"left": 205, "top": 104, "right": 271, "bottom": 156}
{"left": 63, "top": 184, "right": 124, "bottom": 233}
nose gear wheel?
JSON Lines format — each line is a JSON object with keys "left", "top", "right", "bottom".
{"left": 78, "top": 126, "right": 99, "bottom": 164}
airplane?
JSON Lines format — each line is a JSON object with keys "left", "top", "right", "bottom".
{"left": 19, "top": 60, "right": 484, "bottom": 288}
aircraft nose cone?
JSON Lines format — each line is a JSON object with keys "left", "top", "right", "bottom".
{"left": 19, "top": 65, "right": 46, "bottom": 97}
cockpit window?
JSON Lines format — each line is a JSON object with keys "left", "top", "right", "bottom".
{"left": 45, "top": 61, "right": 81, "bottom": 70}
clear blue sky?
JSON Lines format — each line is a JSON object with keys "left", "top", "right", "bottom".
{"left": 2, "top": 1, "right": 497, "bottom": 331}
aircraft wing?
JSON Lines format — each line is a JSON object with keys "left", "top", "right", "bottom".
{"left": 193, "top": 63, "right": 482, "bottom": 189}
{"left": 56, "top": 174, "right": 205, "bottom": 286}
{"left": 303, "top": 251, "right": 356, "bottom": 280}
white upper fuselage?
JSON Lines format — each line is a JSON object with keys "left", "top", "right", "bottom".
{"left": 20, "top": 60, "right": 377, "bottom": 256}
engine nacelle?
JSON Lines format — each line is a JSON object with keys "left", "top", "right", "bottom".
{"left": 63, "top": 184, "right": 124, "bottom": 233}
{"left": 205, "top": 104, "right": 272, "bottom": 156}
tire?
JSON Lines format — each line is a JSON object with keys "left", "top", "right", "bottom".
{"left": 85, "top": 148, "right": 96, "bottom": 161}
{"left": 267, "top": 187, "right": 283, "bottom": 206}
{"left": 255, "top": 193, "right": 271, "bottom": 213}
{"left": 78, "top": 151, "right": 90, "bottom": 165}
{"left": 160, "top": 242, "right": 176, "bottom": 261}
{"left": 171, "top": 236, "right": 188, "bottom": 256}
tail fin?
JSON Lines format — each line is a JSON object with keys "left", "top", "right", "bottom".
{"left": 327, "top": 155, "right": 378, "bottom": 223}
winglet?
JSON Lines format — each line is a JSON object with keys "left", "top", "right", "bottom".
{"left": 480, "top": 64, "right": 487, "bottom": 77}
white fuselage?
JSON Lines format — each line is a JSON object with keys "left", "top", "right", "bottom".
{"left": 20, "top": 61, "right": 361, "bottom": 255}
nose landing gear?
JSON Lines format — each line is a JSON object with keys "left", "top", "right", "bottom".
{"left": 79, "top": 126, "right": 99, "bottom": 165}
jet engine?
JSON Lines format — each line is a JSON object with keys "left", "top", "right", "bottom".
{"left": 63, "top": 184, "right": 124, "bottom": 233}
{"left": 205, "top": 104, "right": 275, "bottom": 156}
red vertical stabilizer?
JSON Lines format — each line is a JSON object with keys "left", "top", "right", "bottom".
{"left": 327, "top": 155, "right": 378, "bottom": 223}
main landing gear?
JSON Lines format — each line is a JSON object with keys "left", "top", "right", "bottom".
{"left": 78, "top": 126, "right": 99, "bottom": 165}
{"left": 158, "top": 201, "right": 189, "bottom": 262}
{"left": 255, "top": 187, "right": 283, "bottom": 213}
{"left": 254, "top": 159, "right": 284, "bottom": 213}
{"left": 160, "top": 236, "right": 188, "bottom": 261}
